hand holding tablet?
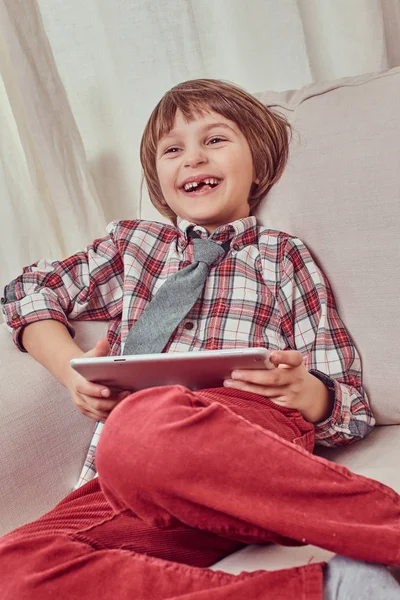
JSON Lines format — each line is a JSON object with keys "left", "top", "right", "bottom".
{"left": 70, "top": 347, "right": 275, "bottom": 393}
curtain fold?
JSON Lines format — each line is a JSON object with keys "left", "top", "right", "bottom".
{"left": 1, "top": 0, "right": 400, "bottom": 287}
{"left": 297, "top": 0, "right": 389, "bottom": 81}
{"left": 0, "top": 0, "right": 106, "bottom": 285}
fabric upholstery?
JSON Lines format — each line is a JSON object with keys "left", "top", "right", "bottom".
{"left": 255, "top": 66, "right": 400, "bottom": 424}
{"left": 0, "top": 320, "right": 106, "bottom": 535}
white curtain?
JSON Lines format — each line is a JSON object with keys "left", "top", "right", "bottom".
{"left": 1, "top": 0, "right": 400, "bottom": 287}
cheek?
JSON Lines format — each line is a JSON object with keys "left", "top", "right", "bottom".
{"left": 228, "top": 148, "right": 254, "bottom": 179}
{"left": 156, "top": 167, "right": 172, "bottom": 197}
{"left": 155, "top": 164, "right": 165, "bottom": 185}
{"left": 244, "top": 152, "right": 256, "bottom": 180}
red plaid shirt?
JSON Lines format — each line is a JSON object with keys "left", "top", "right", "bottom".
{"left": 2, "top": 216, "right": 374, "bottom": 448}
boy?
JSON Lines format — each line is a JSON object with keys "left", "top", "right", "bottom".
{"left": 1, "top": 79, "right": 399, "bottom": 599}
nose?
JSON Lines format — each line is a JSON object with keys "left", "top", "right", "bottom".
{"left": 184, "top": 146, "right": 208, "bottom": 168}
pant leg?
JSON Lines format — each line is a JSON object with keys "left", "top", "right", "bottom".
{"left": 323, "top": 556, "right": 400, "bottom": 599}
{"left": 97, "top": 385, "right": 400, "bottom": 566}
{"left": 1, "top": 382, "right": 398, "bottom": 599}
{"left": 1, "top": 385, "right": 311, "bottom": 568}
{"left": 1, "top": 477, "right": 244, "bottom": 567}
{"left": 0, "top": 385, "right": 324, "bottom": 599}
{"left": 0, "top": 478, "right": 324, "bottom": 600}
{"left": 0, "top": 530, "right": 324, "bottom": 600}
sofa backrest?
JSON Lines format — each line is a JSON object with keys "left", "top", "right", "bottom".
{"left": 255, "top": 67, "right": 400, "bottom": 425}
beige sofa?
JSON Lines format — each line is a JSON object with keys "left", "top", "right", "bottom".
{"left": 1, "top": 66, "right": 400, "bottom": 574}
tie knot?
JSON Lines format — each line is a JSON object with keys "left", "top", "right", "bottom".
{"left": 192, "top": 237, "right": 225, "bottom": 267}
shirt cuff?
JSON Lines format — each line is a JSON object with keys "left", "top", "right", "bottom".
{"left": 2, "top": 296, "right": 75, "bottom": 352}
{"left": 309, "top": 369, "right": 341, "bottom": 443}
{"left": 309, "top": 370, "right": 374, "bottom": 446}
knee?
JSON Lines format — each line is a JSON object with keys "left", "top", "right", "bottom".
{"left": 97, "top": 385, "right": 194, "bottom": 471}
{"left": 96, "top": 385, "right": 213, "bottom": 505}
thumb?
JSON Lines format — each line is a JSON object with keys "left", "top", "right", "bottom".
{"left": 85, "top": 338, "right": 111, "bottom": 358}
{"left": 269, "top": 350, "right": 303, "bottom": 369}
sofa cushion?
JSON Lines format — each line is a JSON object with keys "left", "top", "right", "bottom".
{"left": 254, "top": 67, "right": 400, "bottom": 425}
{"left": 0, "top": 320, "right": 107, "bottom": 536}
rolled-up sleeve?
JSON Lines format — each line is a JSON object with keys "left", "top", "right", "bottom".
{"left": 1, "top": 222, "right": 123, "bottom": 352}
{"left": 278, "top": 236, "right": 375, "bottom": 447}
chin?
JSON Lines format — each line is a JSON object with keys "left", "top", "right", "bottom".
{"left": 186, "top": 212, "right": 220, "bottom": 225}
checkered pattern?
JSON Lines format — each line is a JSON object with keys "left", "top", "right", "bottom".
{"left": 2, "top": 216, "right": 374, "bottom": 487}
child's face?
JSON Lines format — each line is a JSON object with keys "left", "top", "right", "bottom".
{"left": 156, "top": 109, "right": 258, "bottom": 232}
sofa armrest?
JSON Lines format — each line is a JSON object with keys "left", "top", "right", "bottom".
{"left": 0, "top": 320, "right": 108, "bottom": 536}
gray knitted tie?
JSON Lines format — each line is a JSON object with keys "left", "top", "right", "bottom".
{"left": 123, "top": 233, "right": 228, "bottom": 355}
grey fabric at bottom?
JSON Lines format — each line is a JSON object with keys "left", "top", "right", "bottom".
{"left": 323, "top": 555, "right": 400, "bottom": 599}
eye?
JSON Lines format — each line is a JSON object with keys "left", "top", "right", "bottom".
{"left": 208, "top": 137, "right": 226, "bottom": 145}
{"left": 164, "top": 147, "right": 180, "bottom": 155}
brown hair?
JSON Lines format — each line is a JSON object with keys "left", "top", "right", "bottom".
{"left": 140, "top": 78, "right": 291, "bottom": 223}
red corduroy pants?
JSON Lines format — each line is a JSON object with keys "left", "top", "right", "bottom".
{"left": 1, "top": 386, "right": 400, "bottom": 600}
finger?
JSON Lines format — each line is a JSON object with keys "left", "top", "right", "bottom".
{"left": 224, "top": 378, "right": 289, "bottom": 398}
{"left": 75, "top": 379, "right": 111, "bottom": 399}
{"left": 80, "top": 391, "right": 130, "bottom": 417}
{"left": 94, "top": 338, "right": 111, "bottom": 357}
{"left": 84, "top": 338, "right": 111, "bottom": 359}
{"left": 79, "top": 406, "right": 110, "bottom": 422}
{"left": 230, "top": 367, "right": 291, "bottom": 387}
{"left": 224, "top": 379, "right": 287, "bottom": 398}
{"left": 255, "top": 385, "right": 290, "bottom": 398}
{"left": 269, "top": 350, "right": 303, "bottom": 368}
{"left": 82, "top": 402, "right": 110, "bottom": 421}
{"left": 83, "top": 396, "right": 121, "bottom": 412}
{"left": 223, "top": 380, "right": 300, "bottom": 411}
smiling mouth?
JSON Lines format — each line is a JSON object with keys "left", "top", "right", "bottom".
{"left": 181, "top": 180, "right": 223, "bottom": 196}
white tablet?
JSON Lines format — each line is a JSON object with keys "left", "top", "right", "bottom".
{"left": 70, "top": 347, "right": 274, "bottom": 392}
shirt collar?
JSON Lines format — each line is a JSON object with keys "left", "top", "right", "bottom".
{"left": 177, "top": 216, "right": 258, "bottom": 250}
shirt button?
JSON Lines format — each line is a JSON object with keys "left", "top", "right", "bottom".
{"left": 11, "top": 313, "right": 19, "bottom": 321}
{"left": 232, "top": 243, "right": 240, "bottom": 251}
{"left": 184, "top": 321, "right": 194, "bottom": 330}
